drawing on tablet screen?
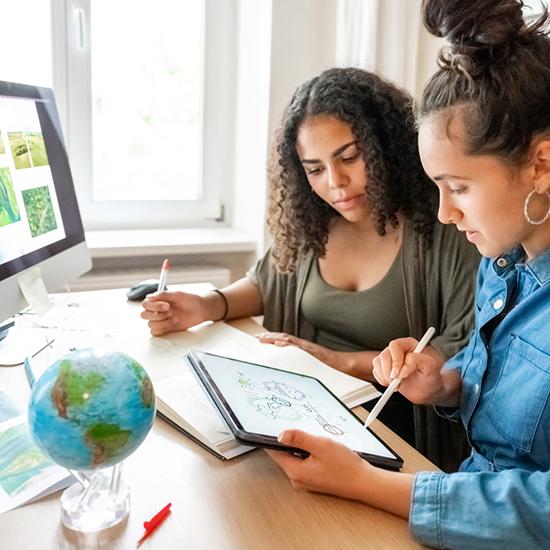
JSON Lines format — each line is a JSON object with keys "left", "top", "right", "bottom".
{"left": 234, "top": 371, "right": 346, "bottom": 436}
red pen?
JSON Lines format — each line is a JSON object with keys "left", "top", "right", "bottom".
{"left": 137, "top": 502, "right": 172, "bottom": 546}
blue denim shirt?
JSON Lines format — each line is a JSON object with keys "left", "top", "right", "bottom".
{"left": 410, "top": 246, "right": 550, "bottom": 549}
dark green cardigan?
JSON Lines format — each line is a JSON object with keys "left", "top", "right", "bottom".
{"left": 247, "top": 220, "right": 480, "bottom": 471}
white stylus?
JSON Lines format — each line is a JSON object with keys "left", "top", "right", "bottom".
{"left": 364, "top": 326, "right": 436, "bottom": 428}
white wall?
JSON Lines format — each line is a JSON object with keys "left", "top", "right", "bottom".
{"left": 231, "top": 0, "right": 273, "bottom": 256}
{"left": 232, "top": 0, "right": 338, "bottom": 257}
{"left": 415, "top": 25, "right": 444, "bottom": 99}
{"left": 268, "top": 0, "right": 338, "bottom": 143}
{"left": 374, "top": 0, "right": 422, "bottom": 94}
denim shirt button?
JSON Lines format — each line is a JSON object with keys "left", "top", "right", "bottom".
{"left": 496, "top": 257, "right": 508, "bottom": 268}
{"left": 474, "top": 384, "right": 480, "bottom": 394}
{"left": 493, "top": 298, "right": 504, "bottom": 310}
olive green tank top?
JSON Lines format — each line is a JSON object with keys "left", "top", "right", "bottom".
{"left": 301, "top": 250, "right": 410, "bottom": 352}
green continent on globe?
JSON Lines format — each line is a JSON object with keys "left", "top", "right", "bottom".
{"left": 128, "top": 360, "right": 154, "bottom": 408}
{"left": 84, "top": 423, "right": 132, "bottom": 467}
{"left": 51, "top": 360, "right": 105, "bottom": 418}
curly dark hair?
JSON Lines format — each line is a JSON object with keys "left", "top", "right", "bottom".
{"left": 419, "top": 0, "right": 550, "bottom": 164}
{"left": 268, "top": 67, "right": 437, "bottom": 273}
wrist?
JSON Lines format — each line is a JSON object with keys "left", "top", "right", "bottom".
{"left": 437, "top": 370, "right": 461, "bottom": 407}
{"left": 357, "top": 464, "right": 414, "bottom": 519}
{"left": 202, "top": 290, "right": 228, "bottom": 322}
{"left": 345, "top": 352, "right": 377, "bottom": 382}
{"left": 321, "top": 349, "right": 355, "bottom": 376}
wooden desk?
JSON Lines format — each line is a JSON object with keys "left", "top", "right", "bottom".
{"left": 0, "top": 288, "right": 438, "bottom": 549}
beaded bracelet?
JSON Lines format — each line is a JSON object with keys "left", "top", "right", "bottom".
{"left": 212, "top": 289, "right": 229, "bottom": 321}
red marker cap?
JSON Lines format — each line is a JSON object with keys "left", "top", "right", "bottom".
{"left": 137, "top": 502, "right": 172, "bottom": 546}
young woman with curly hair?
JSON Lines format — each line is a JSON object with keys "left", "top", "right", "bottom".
{"left": 269, "top": 2, "right": 550, "bottom": 548}
{"left": 141, "top": 67, "right": 479, "bottom": 471}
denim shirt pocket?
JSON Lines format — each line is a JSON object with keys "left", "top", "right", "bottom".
{"left": 486, "top": 335, "right": 550, "bottom": 452}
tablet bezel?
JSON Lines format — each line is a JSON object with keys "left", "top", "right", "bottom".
{"left": 187, "top": 350, "right": 403, "bottom": 470}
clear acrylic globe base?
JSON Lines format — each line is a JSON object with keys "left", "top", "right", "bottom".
{"left": 60, "top": 463, "right": 130, "bottom": 532}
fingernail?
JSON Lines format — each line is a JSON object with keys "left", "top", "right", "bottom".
{"left": 390, "top": 368, "right": 398, "bottom": 379}
{"left": 278, "top": 431, "right": 287, "bottom": 443}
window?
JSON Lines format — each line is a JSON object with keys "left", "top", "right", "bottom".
{"left": 89, "top": 1, "right": 205, "bottom": 203}
{"left": 46, "top": 0, "right": 236, "bottom": 230}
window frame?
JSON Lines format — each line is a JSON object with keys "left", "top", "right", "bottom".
{"left": 52, "top": 0, "right": 237, "bottom": 230}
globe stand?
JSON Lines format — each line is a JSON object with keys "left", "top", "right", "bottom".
{"left": 60, "top": 463, "right": 130, "bottom": 532}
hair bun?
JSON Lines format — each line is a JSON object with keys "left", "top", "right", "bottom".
{"left": 422, "top": 0, "right": 531, "bottom": 77}
{"left": 422, "top": 0, "right": 525, "bottom": 48}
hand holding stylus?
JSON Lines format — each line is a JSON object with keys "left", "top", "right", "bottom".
{"left": 364, "top": 327, "right": 436, "bottom": 428}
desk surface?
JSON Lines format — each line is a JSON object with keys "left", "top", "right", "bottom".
{"left": 0, "top": 288, "right": 438, "bottom": 549}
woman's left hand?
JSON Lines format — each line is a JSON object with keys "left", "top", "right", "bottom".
{"left": 256, "top": 332, "right": 333, "bottom": 364}
{"left": 266, "top": 429, "right": 373, "bottom": 501}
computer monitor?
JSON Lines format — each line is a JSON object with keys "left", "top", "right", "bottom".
{"left": 0, "top": 80, "right": 91, "bottom": 333}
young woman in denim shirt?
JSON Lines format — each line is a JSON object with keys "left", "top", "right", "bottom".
{"left": 268, "top": 0, "right": 550, "bottom": 548}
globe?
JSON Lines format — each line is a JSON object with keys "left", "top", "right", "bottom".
{"left": 28, "top": 348, "right": 156, "bottom": 471}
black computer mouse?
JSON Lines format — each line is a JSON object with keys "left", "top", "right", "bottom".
{"left": 126, "top": 279, "right": 167, "bottom": 301}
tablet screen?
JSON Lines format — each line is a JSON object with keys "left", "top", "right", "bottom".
{"left": 192, "top": 351, "right": 397, "bottom": 461}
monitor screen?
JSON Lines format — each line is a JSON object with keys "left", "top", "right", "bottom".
{"left": 0, "top": 81, "right": 90, "bottom": 325}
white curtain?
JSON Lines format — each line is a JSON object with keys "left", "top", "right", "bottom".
{"left": 336, "top": 0, "right": 426, "bottom": 96}
{"left": 336, "top": 0, "right": 379, "bottom": 70}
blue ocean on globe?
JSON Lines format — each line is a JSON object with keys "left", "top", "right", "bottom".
{"left": 28, "top": 349, "right": 156, "bottom": 470}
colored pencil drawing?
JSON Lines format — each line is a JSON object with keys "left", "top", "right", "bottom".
{"left": 0, "top": 422, "right": 52, "bottom": 496}
{"left": 0, "top": 167, "right": 21, "bottom": 227}
{"left": 235, "top": 371, "right": 347, "bottom": 435}
{"left": 7, "top": 131, "right": 49, "bottom": 170}
{"left": 22, "top": 185, "right": 57, "bottom": 237}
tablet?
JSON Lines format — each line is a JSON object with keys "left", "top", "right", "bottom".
{"left": 187, "top": 350, "right": 403, "bottom": 470}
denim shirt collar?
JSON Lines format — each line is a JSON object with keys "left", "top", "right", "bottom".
{"left": 526, "top": 246, "right": 550, "bottom": 285}
{"left": 491, "top": 246, "right": 550, "bottom": 286}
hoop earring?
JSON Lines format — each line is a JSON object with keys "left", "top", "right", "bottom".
{"left": 523, "top": 190, "right": 550, "bottom": 226}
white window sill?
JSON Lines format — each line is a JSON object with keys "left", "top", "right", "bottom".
{"left": 85, "top": 227, "right": 257, "bottom": 258}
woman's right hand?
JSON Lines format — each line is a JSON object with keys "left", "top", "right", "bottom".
{"left": 372, "top": 337, "right": 445, "bottom": 405}
{"left": 141, "top": 291, "right": 208, "bottom": 336}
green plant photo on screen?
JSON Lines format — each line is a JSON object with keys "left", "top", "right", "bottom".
{"left": 8, "top": 131, "right": 49, "bottom": 170}
{"left": 22, "top": 185, "right": 57, "bottom": 237}
{"left": 0, "top": 167, "right": 21, "bottom": 227}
